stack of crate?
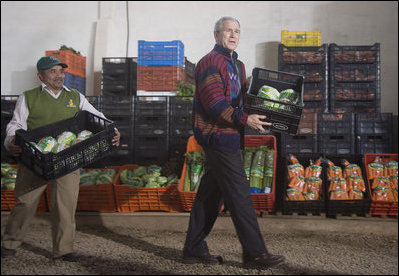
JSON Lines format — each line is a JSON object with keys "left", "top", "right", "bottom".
{"left": 134, "top": 97, "right": 169, "bottom": 165}
{"left": 45, "top": 50, "right": 86, "bottom": 94}
{"left": 137, "top": 40, "right": 185, "bottom": 92}
{"left": 278, "top": 30, "right": 325, "bottom": 155}
{"left": 102, "top": 57, "right": 137, "bottom": 96}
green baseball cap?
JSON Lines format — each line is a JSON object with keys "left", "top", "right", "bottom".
{"left": 36, "top": 56, "right": 68, "bottom": 71}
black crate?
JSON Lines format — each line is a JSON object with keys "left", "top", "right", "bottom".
{"left": 324, "top": 154, "right": 370, "bottom": 216}
{"left": 15, "top": 111, "right": 117, "bottom": 183}
{"left": 184, "top": 57, "right": 195, "bottom": 79}
{"left": 331, "top": 101, "right": 380, "bottom": 114}
{"left": 134, "top": 148, "right": 169, "bottom": 166}
{"left": 278, "top": 44, "right": 328, "bottom": 65}
{"left": 318, "top": 113, "right": 356, "bottom": 155}
{"left": 280, "top": 134, "right": 318, "bottom": 155}
{"left": 102, "top": 57, "right": 137, "bottom": 96}
{"left": 279, "top": 64, "right": 326, "bottom": 83}
{"left": 100, "top": 96, "right": 134, "bottom": 117}
{"left": 1, "top": 96, "right": 19, "bottom": 117}
{"left": 356, "top": 113, "right": 393, "bottom": 154}
{"left": 329, "top": 43, "right": 380, "bottom": 64}
{"left": 135, "top": 97, "right": 168, "bottom": 116}
{"left": 244, "top": 67, "right": 304, "bottom": 135}
{"left": 282, "top": 153, "right": 326, "bottom": 215}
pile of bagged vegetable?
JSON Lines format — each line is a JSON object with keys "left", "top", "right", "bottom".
{"left": 79, "top": 168, "right": 117, "bottom": 186}
{"left": 120, "top": 165, "right": 178, "bottom": 188}
{"left": 29, "top": 130, "right": 93, "bottom": 154}
{"left": 367, "top": 157, "right": 398, "bottom": 201}
{"left": 1, "top": 163, "right": 17, "bottom": 190}
{"left": 286, "top": 155, "right": 323, "bottom": 201}
{"left": 243, "top": 145, "right": 275, "bottom": 194}
{"left": 326, "top": 159, "right": 367, "bottom": 200}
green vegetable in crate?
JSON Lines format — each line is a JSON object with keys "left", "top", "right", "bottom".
{"left": 279, "top": 89, "right": 299, "bottom": 104}
{"left": 37, "top": 136, "right": 57, "bottom": 153}
{"left": 95, "top": 170, "right": 115, "bottom": 185}
{"left": 263, "top": 147, "right": 274, "bottom": 194}
{"left": 56, "top": 131, "right": 77, "bottom": 146}
{"left": 120, "top": 169, "right": 142, "bottom": 187}
{"left": 258, "top": 85, "right": 280, "bottom": 108}
{"left": 243, "top": 148, "right": 256, "bottom": 181}
{"left": 250, "top": 148, "right": 266, "bottom": 193}
{"left": 147, "top": 165, "right": 162, "bottom": 177}
{"left": 5, "top": 168, "right": 18, "bottom": 180}
{"left": 143, "top": 175, "right": 159, "bottom": 188}
{"left": 70, "top": 137, "right": 85, "bottom": 146}
{"left": 52, "top": 143, "right": 70, "bottom": 153}
{"left": 77, "top": 130, "right": 93, "bottom": 140}
{"left": 79, "top": 172, "right": 97, "bottom": 186}
{"left": 2, "top": 178, "right": 16, "bottom": 190}
{"left": 133, "top": 166, "right": 147, "bottom": 177}
{"left": 157, "top": 176, "right": 168, "bottom": 187}
{"left": 1, "top": 163, "right": 13, "bottom": 176}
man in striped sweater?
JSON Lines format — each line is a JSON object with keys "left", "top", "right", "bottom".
{"left": 182, "top": 17, "right": 285, "bottom": 268}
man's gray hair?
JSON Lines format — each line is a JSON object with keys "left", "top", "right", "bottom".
{"left": 214, "top": 16, "right": 240, "bottom": 32}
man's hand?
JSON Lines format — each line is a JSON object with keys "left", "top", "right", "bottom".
{"left": 247, "top": 114, "right": 272, "bottom": 132}
{"left": 112, "top": 128, "right": 120, "bottom": 147}
{"left": 8, "top": 137, "right": 22, "bottom": 157}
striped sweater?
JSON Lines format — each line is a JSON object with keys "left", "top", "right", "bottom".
{"left": 192, "top": 44, "right": 248, "bottom": 153}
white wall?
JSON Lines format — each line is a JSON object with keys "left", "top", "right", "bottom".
{"left": 1, "top": 1, "right": 398, "bottom": 115}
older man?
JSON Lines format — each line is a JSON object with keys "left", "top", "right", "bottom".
{"left": 182, "top": 17, "right": 285, "bottom": 268}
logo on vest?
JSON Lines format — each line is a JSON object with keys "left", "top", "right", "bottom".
{"left": 67, "top": 99, "right": 76, "bottom": 108}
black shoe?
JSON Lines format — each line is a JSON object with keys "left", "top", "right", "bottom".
{"left": 1, "top": 247, "right": 16, "bottom": 257}
{"left": 183, "top": 252, "right": 223, "bottom": 265}
{"left": 243, "top": 253, "right": 285, "bottom": 268}
{"left": 53, "top": 252, "right": 79, "bottom": 262}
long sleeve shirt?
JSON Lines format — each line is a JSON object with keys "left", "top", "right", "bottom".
{"left": 192, "top": 44, "right": 248, "bottom": 153}
{"left": 4, "top": 83, "right": 106, "bottom": 151}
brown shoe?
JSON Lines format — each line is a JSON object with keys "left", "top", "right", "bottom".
{"left": 243, "top": 253, "right": 285, "bottom": 268}
{"left": 183, "top": 252, "right": 223, "bottom": 265}
{"left": 53, "top": 252, "right": 79, "bottom": 262}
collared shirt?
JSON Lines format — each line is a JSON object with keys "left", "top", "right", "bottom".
{"left": 4, "top": 83, "right": 106, "bottom": 150}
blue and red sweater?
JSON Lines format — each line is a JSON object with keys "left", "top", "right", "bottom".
{"left": 192, "top": 44, "right": 248, "bottom": 153}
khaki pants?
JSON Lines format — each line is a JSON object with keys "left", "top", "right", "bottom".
{"left": 2, "top": 164, "right": 80, "bottom": 258}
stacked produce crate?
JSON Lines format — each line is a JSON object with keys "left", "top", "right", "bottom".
{"left": 134, "top": 97, "right": 169, "bottom": 165}
{"left": 1, "top": 96, "right": 18, "bottom": 158}
{"left": 278, "top": 31, "right": 326, "bottom": 155}
{"left": 98, "top": 96, "right": 134, "bottom": 166}
{"left": 329, "top": 43, "right": 380, "bottom": 113}
{"left": 137, "top": 40, "right": 185, "bottom": 92}
{"left": 46, "top": 50, "right": 86, "bottom": 94}
{"left": 102, "top": 57, "right": 137, "bottom": 96}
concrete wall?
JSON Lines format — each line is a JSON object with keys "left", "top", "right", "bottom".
{"left": 1, "top": 1, "right": 398, "bottom": 115}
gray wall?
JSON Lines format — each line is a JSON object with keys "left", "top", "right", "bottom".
{"left": 1, "top": 1, "right": 398, "bottom": 116}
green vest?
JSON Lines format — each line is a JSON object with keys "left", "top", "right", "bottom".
{"left": 24, "top": 86, "right": 80, "bottom": 130}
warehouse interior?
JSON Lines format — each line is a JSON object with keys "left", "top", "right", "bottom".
{"left": 1, "top": 1, "right": 398, "bottom": 275}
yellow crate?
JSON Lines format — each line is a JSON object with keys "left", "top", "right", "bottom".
{"left": 281, "top": 30, "right": 321, "bottom": 47}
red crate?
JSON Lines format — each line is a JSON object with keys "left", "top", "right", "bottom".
{"left": 45, "top": 50, "right": 86, "bottom": 78}
{"left": 114, "top": 164, "right": 182, "bottom": 212}
{"left": 178, "top": 135, "right": 277, "bottom": 213}
{"left": 76, "top": 166, "right": 119, "bottom": 212}
{"left": 364, "top": 153, "right": 398, "bottom": 216}
{"left": 1, "top": 164, "right": 48, "bottom": 212}
{"left": 137, "top": 65, "right": 185, "bottom": 91}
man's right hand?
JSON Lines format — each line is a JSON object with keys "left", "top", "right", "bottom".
{"left": 8, "top": 137, "right": 22, "bottom": 157}
{"left": 247, "top": 114, "right": 272, "bottom": 132}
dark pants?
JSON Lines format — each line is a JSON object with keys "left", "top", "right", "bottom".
{"left": 183, "top": 147, "right": 268, "bottom": 258}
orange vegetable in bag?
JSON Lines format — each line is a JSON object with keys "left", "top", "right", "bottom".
{"left": 286, "top": 188, "right": 305, "bottom": 201}
{"left": 342, "top": 159, "right": 362, "bottom": 178}
{"left": 329, "top": 177, "right": 347, "bottom": 192}
{"left": 347, "top": 174, "right": 366, "bottom": 192}
{"left": 348, "top": 189, "right": 363, "bottom": 200}
{"left": 372, "top": 176, "right": 390, "bottom": 189}
{"left": 384, "top": 160, "right": 398, "bottom": 177}
{"left": 367, "top": 162, "right": 384, "bottom": 180}
{"left": 330, "top": 189, "right": 348, "bottom": 200}
{"left": 288, "top": 175, "right": 306, "bottom": 191}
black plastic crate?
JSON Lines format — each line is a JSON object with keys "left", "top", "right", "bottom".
{"left": 102, "top": 57, "right": 137, "bottom": 75}
{"left": 134, "top": 148, "right": 169, "bottom": 166}
{"left": 324, "top": 154, "right": 370, "bottom": 216}
{"left": 100, "top": 96, "right": 134, "bottom": 117}
{"left": 279, "top": 64, "right": 326, "bottom": 83}
{"left": 356, "top": 113, "right": 393, "bottom": 154}
{"left": 329, "top": 43, "right": 380, "bottom": 64}
{"left": 135, "top": 97, "right": 168, "bottom": 116}
{"left": 331, "top": 63, "right": 379, "bottom": 83}
{"left": 15, "top": 111, "right": 117, "bottom": 183}
{"left": 184, "top": 57, "right": 195, "bottom": 79}
{"left": 244, "top": 67, "right": 304, "bottom": 135}
{"left": 331, "top": 101, "right": 380, "bottom": 114}
{"left": 278, "top": 44, "right": 328, "bottom": 65}
{"left": 1, "top": 96, "right": 19, "bottom": 117}
{"left": 318, "top": 113, "right": 356, "bottom": 155}
{"left": 282, "top": 153, "right": 326, "bottom": 215}
{"left": 280, "top": 134, "right": 318, "bottom": 155}
{"left": 330, "top": 82, "right": 380, "bottom": 102}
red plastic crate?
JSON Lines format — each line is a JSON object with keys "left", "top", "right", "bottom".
{"left": 45, "top": 50, "right": 86, "bottom": 78}
{"left": 178, "top": 135, "right": 277, "bottom": 213}
{"left": 137, "top": 65, "right": 185, "bottom": 91}
{"left": 364, "top": 153, "right": 398, "bottom": 216}
{"left": 76, "top": 166, "right": 119, "bottom": 212}
{"left": 114, "top": 164, "right": 182, "bottom": 212}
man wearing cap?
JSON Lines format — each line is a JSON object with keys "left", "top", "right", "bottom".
{"left": 1, "top": 56, "right": 120, "bottom": 262}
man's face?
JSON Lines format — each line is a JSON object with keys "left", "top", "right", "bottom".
{"left": 214, "top": 19, "right": 240, "bottom": 53}
{"left": 38, "top": 65, "right": 65, "bottom": 91}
